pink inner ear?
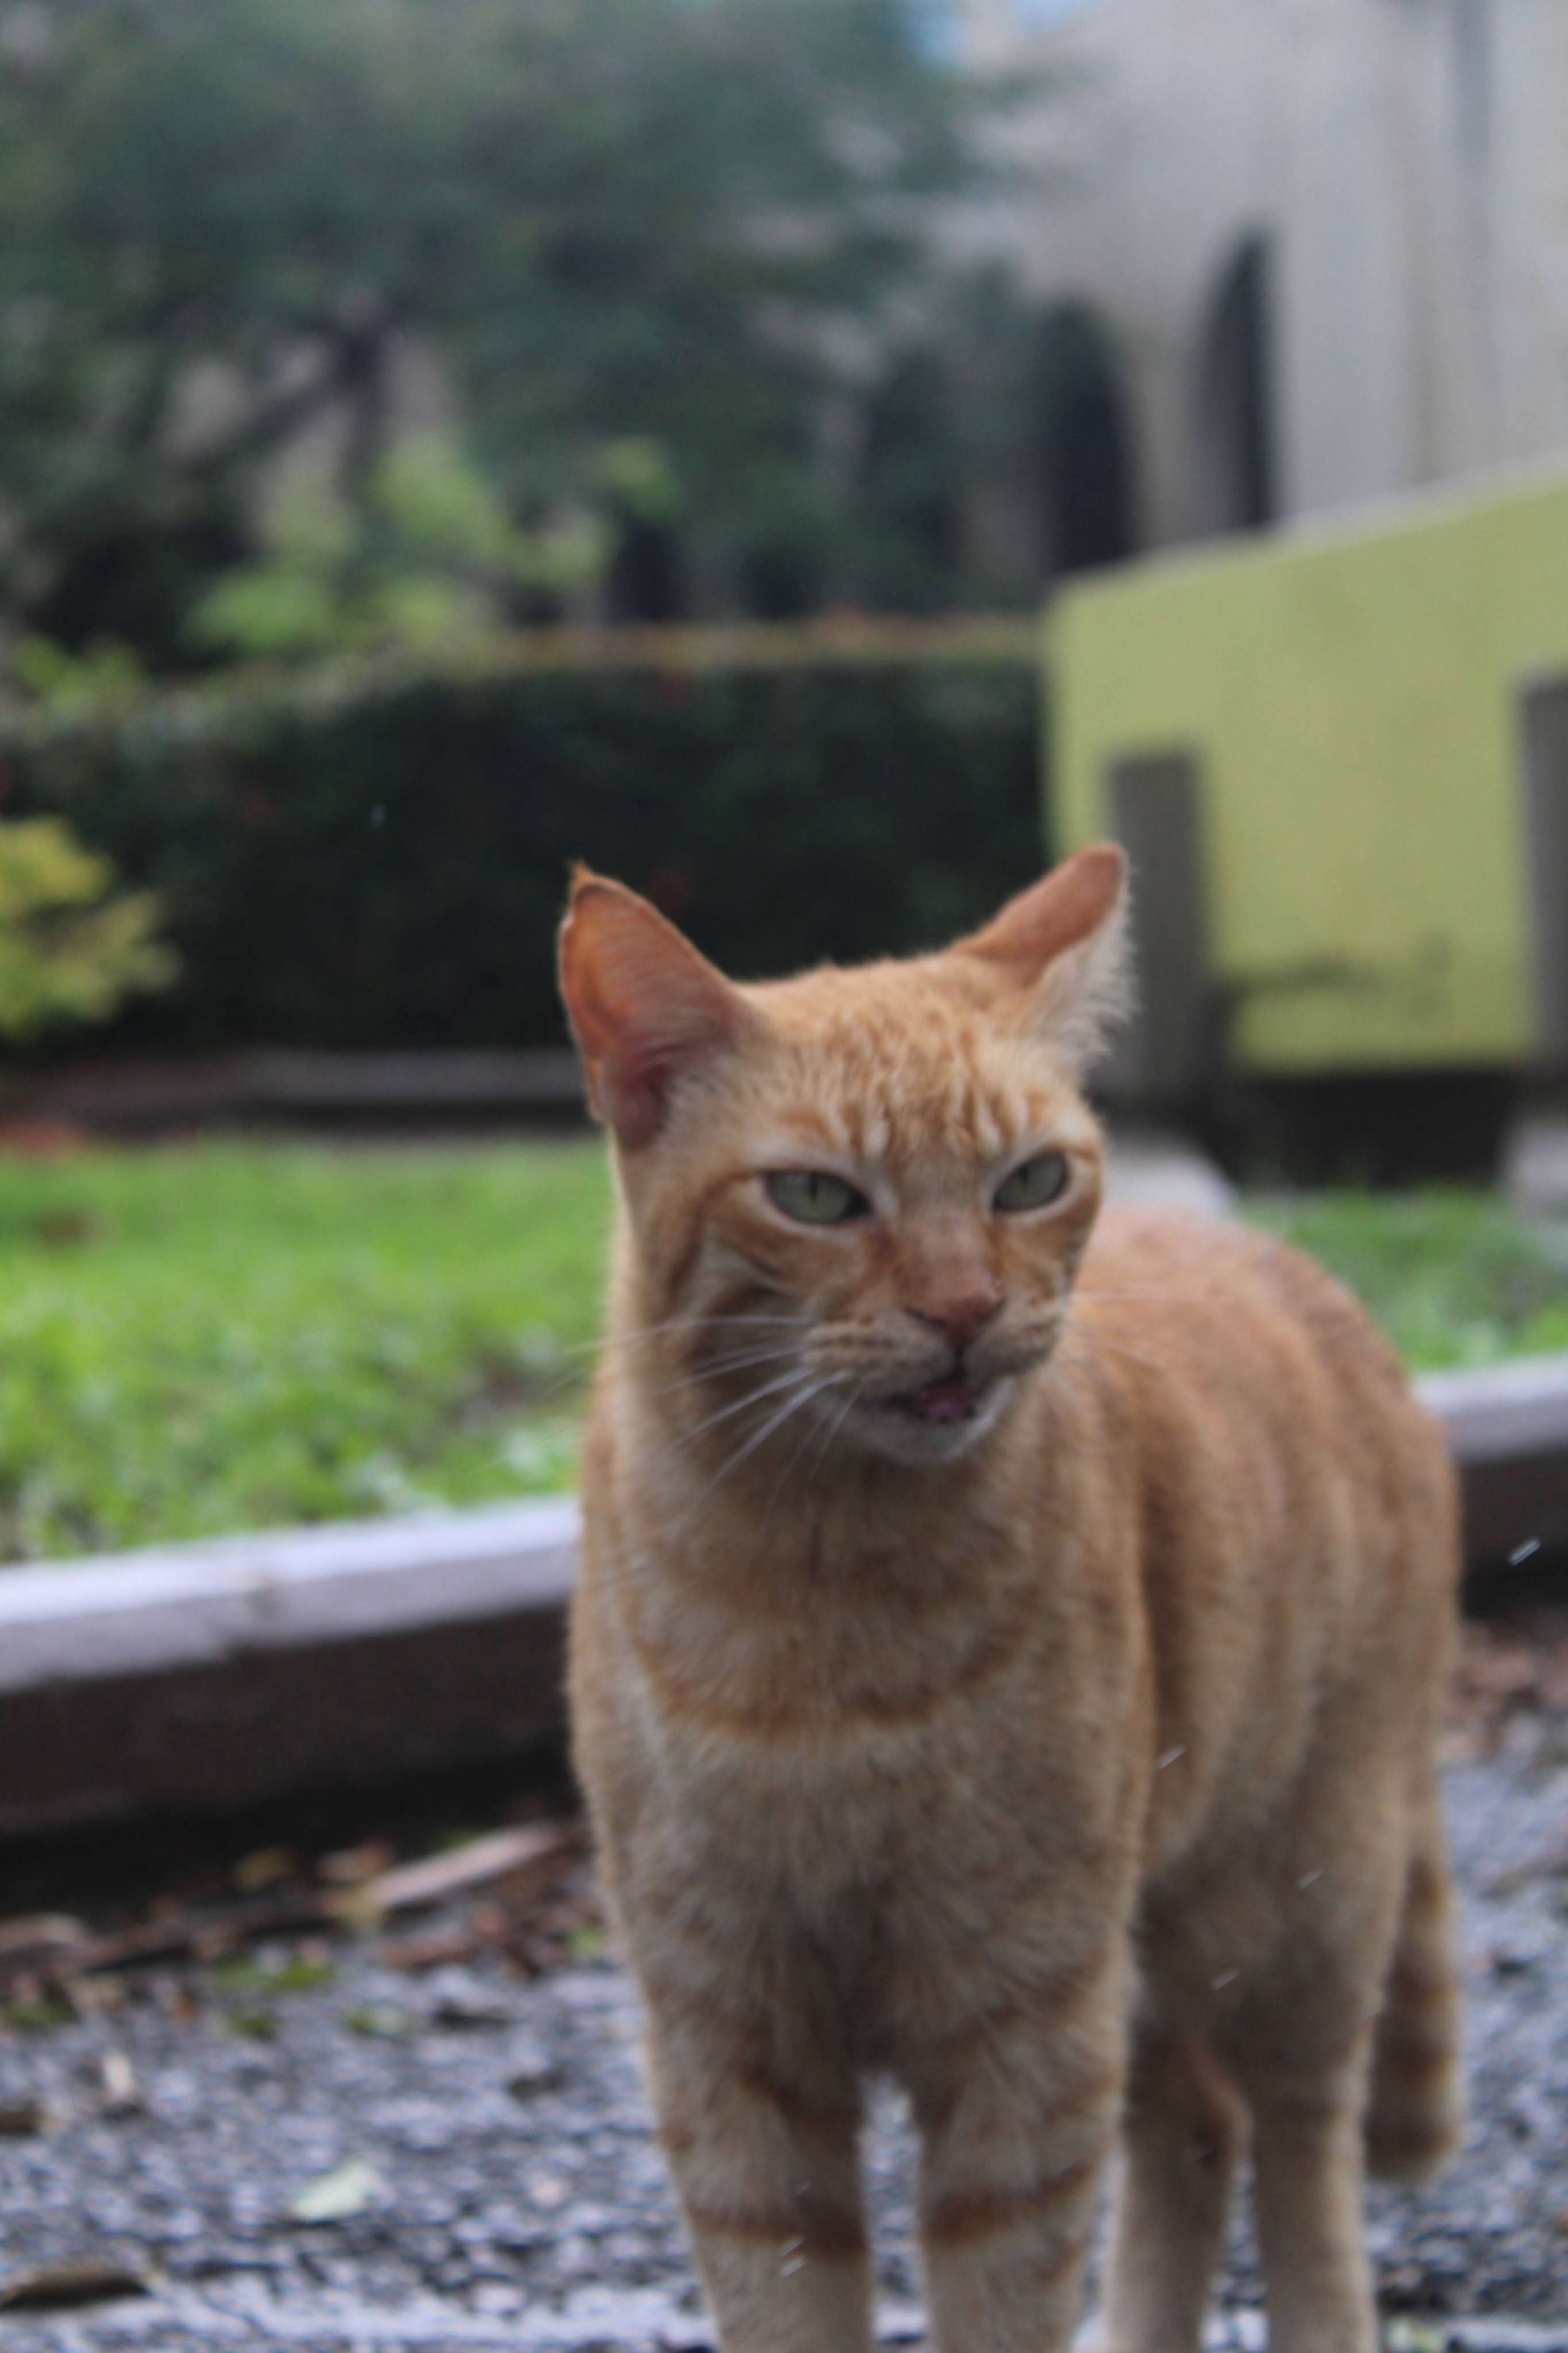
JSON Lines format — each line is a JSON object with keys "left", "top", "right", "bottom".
{"left": 559, "top": 880, "right": 748, "bottom": 1147}
{"left": 959, "top": 844, "right": 1126, "bottom": 981}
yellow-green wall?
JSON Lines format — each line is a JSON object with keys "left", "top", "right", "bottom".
{"left": 1049, "top": 468, "right": 1568, "bottom": 1072}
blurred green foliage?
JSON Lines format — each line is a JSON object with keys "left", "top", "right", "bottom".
{"left": 0, "top": 813, "right": 174, "bottom": 1041}
{"left": 0, "top": 1141, "right": 609, "bottom": 1561}
{"left": 0, "top": 630, "right": 1042, "bottom": 1051}
{"left": 9, "top": 635, "right": 146, "bottom": 715}
{"left": 1245, "top": 1187, "right": 1568, "bottom": 1371}
{"left": 0, "top": 0, "right": 1017, "bottom": 661}
{"left": 189, "top": 438, "right": 609, "bottom": 660}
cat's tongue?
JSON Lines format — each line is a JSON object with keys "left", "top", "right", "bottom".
{"left": 903, "top": 1377, "right": 974, "bottom": 1424}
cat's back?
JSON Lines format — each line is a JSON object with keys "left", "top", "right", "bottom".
{"left": 1076, "top": 1201, "right": 1428, "bottom": 1455}
{"left": 1067, "top": 1205, "right": 1457, "bottom": 1851}
{"left": 1072, "top": 1202, "right": 1454, "bottom": 1568}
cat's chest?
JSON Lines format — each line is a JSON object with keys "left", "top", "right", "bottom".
{"left": 634, "top": 1673, "right": 1115, "bottom": 1965}
{"left": 609, "top": 1544, "right": 1129, "bottom": 1862}
{"left": 578, "top": 1506, "right": 1152, "bottom": 1992}
{"left": 620, "top": 1533, "right": 1049, "bottom": 1758}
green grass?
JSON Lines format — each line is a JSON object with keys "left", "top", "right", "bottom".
{"left": 1242, "top": 1186, "right": 1568, "bottom": 1372}
{"left": 0, "top": 1141, "right": 611, "bottom": 1562}
{"left": 0, "top": 1144, "right": 1563, "bottom": 1564}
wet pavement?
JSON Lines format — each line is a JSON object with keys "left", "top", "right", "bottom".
{"left": 1, "top": 1719, "right": 1567, "bottom": 2351}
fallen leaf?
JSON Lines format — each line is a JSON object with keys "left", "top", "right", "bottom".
{"left": 288, "top": 2155, "right": 385, "bottom": 2225}
{"left": 233, "top": 1847, "right": 296, "bottom": 1896}
{"left": 61, "top": 1974, "right": 120, "bottom": 2021}
{"left": 0, "top": 2099, "right": 48, "bottom": 2137}
{"left": 318, "top": 1839, "right": 395, "bottom": 1888}
{"left": 0, "top": 1915, "right": 87, "bottom": 1964}
{"left": 380, "top": 1926, "right": 478, "bottom": 1972}
{"left": 342, "top": 1824, "right": 570, "bottom": 1922}
{"left": 221, "top": 2004, "right": 277, "bottom": 2041}
{"left": 342, "top": 2003, "right": 414, "bottom": 2040}
{"left": 1384, "top": 2324, "right": 1447, "bottom": 2353}
{"left": 215, "top": 1953, "right": 334, "bottom": 1997}
{"left": 5, "top": 1992, "right": 73, "bottom": 2032}
{"left": 0, "top": 2259, "right": 148, "bottom": 2311}
{"left": 98, "top": 2051, "right": 141, "bottom": 2117}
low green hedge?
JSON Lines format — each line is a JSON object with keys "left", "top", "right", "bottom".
{"left": 0, "top": 619, "right": 1042, "bottom": 1054}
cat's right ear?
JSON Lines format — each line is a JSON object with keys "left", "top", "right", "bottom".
{"left": 954, "top": 843, "right": 1133, "bottom": 1070}
{"left": 558, "top": 869, "right": 755, "bottom": 1148}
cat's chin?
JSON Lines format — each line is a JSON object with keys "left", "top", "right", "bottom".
{"left": 837, "top": 1374, "right": 1018, "bottom": 1467}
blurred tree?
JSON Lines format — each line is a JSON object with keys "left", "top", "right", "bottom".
{"left": 0, "top": 0, "right": 1005, "bottom": 656}
{"left": 0, "top": 816, "right": 174, "bottom": 1040}
{"left": 858, "top": 350, "right": 964, "bottom": 611}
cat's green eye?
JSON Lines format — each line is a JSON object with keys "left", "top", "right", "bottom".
{"left": 994, "top": 1152, "right": 1071, "bottom": 1213}
{"left": 764, "top": 1170, "right": 869, "bottom": 1226}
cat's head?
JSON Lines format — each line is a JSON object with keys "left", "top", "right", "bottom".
{"left": 558, "top": 847, "right": 1130, "bottom": 1470}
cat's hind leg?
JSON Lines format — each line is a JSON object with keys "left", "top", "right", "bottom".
{"left": 1219, "top": 1837, "right": 1408, "bottom": 2353}
{"left": 1365, "top": 1768, "right": 1465, "bottom": 2184}
{"left": 1090, "top": 2032, "right": 1249, "bottom": 2353}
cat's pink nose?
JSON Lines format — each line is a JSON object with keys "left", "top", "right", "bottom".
{"left": 909, "top": 1286, "right": 1003, "bottom": 1351}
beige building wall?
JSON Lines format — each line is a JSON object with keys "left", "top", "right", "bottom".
{"left": 960, "top": 0, "right": 1568, "bottom": 555}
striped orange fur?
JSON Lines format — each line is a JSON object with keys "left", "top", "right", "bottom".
{"left": 558, "top": 847, "right": 1463, "bottom": 2353}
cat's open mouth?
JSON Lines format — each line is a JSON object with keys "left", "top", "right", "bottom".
{"left": 880, "top": 1375, "right": 986, "bottom": 1426}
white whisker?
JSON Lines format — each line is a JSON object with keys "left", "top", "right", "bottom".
{"left": 531, "top": 1312, "right": 807, "bottom": 1383}
{"left": 766, "top": 1378, "right": 849, "bottom": 1505}
{"left": 644, "top": 1344, "right": 806, "bottom": 1401}
{"left": 675, "top": 1366, "right": 816, "bottom": 1449}
{"left": 794, "top": 1380, "right": 862, "bottom": 1494}
{"left": 688, "top": 1375, "right": 827, "bottom": 1505}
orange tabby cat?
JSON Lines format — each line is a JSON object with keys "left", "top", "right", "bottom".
{"left": 558, "top": 845, "right": 1462, "bottom": 2353}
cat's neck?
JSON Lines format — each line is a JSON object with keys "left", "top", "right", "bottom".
{"left": 608, "top": 1337, "right": 1077, "bottom": 1607}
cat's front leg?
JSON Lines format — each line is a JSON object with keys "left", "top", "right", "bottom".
{"left": 908, "top": 1946, "right": 1129, "bottom": 2353}
{"left": 640, "top": 1998, "right": 873, "bottom": 2353}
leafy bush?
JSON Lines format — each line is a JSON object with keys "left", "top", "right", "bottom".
{"left": 188, "top": 438, "right": 607, "bottom": 662}
{"left": 0, "top": 816, "right": 175, "bottom": 1043}
{"left": 0, "top": 621, "right": 1042, "bottom": 1052}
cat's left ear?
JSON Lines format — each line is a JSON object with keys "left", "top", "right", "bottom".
{"left": 558, "top": 869, "right": 758, "bottom": 1148}
{"left": 954, "top": 843, "right": 1132, "bottom": 1069}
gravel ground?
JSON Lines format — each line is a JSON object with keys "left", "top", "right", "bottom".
{"left": 1, "top": 1721, "right": 1567, "bottom": 2352}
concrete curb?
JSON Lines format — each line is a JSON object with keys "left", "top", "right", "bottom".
{"left": 0, "top": 1501, "right": 578, "bottom": 1839}
{"left": 1419, "top": 1353, "right": 1568, "bottom": 1569}
{"left": 0, "top": 1359, "right": 1564, "bottom": 1839}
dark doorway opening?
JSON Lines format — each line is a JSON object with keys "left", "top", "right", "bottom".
{"left": 1195, "top": 236, "right": 1278, "bottom": 535}
{"left": 858, "top": 353, "right": 963, "bottom": 613}
{"left": 1036, "top": 305, "right": 1137, "bottom": 583}
{"left": 1520, "top": 673, "right": 1568, "bottom": 1067}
